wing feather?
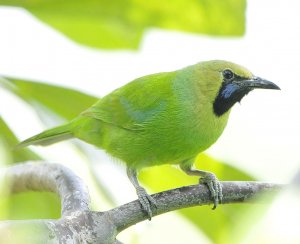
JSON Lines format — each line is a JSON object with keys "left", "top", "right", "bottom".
{"left": 81, "top": 72, "right": 175, "bottom": 130}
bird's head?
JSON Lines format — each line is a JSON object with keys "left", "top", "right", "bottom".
{"left": 194, "top": 60, "right": 280, "bottom": 117}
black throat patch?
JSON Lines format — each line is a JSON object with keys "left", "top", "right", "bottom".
{"left": 213, "top": 77, "right": 252, "bottom": 117}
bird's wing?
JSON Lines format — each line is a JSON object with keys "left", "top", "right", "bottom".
{"left": 81, "top": 72, "right": 175, "bottom": 131}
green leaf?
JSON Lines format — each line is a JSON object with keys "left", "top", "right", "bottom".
{"left": 5, "top": 192, "right": 61, "bottom": 220}
{"left": 0, "top": 118, "right": 61, "bottom": 220}
{"left": 0, "top": 116, "right": 40, "bottom": 163}
{"left": 139, "top": 154, "right": 255, "bottom": 243}
{"left": 1, "top": 77, "right": 98, "bottom": 120}
{"left": 1, "top": 77, "right": 117, "bottom": 206}
{"left": 0, "top": 0, "right": 246, "bottom": 49}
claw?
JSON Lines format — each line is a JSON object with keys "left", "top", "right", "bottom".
{"left": 199, "top": 173, "right": 223, "bottom": 209}
{"left": 136, "top": 187, "right": 157, "bottom": 220}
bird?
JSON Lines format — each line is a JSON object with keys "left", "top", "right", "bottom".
{"left": 17, "top": 60, "right": 280, "bottom": 219}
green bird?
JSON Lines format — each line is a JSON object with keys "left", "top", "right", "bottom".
{"left": 17, "top": 60, "right": 280, "bottom": 218}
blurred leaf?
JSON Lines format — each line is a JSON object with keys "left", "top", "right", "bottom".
{"left": 0, "top": 138, "right": 10, "bottom": 220}
{"left": 0, "top": 116, "right": 40, "bottom": 163}
{"left": 1, "top": 77, "right": 98, "bottom": 120}
{"left": 6, "top": 192, "right": 61, "bottom": 220}
{"left": 0, "top": 0, "right": 246, "bottom": 49}
{"left": 0, "top": 118, "right": 60, "bottom": 220}
{"left": 0, "top": 187, "right": 60, "bottom": 221}
{"left": 139, "top": 154, "right": 255, "bottom": 243}
{"left": 1, "top": 77, "right": 117, "bottom": 206}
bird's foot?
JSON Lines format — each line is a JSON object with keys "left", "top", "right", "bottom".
{"left": 199, "top": 172, "right": 223, "bottom": 209}
{"left": 136, "top": 186, "right": 157, "bottom": 220}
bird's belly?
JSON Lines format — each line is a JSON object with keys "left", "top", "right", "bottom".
{"left": 110, "top": 121, "right": 227, "bottom": 169}
{"left": 142, "top": 129, "right": 222, "bottom": 167}
{"left": 74, "top": 116, "right": 228, "bottom": 169}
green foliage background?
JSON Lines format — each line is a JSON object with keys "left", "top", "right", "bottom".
{"left": 0, "top": 0, "right": 245, "bottom": 49}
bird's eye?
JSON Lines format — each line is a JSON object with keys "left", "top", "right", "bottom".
{"left": 222, "top": 69, "right": 234, "bottom": 81}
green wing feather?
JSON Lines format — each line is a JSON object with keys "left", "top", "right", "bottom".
{"left": 81, "top": 72, "right": 176, "bottom": 130}
{"left": 17, "top": 71, "right": 176, "bottom": 149}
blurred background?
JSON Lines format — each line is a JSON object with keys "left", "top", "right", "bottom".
{"left": 0, "top": 0, "right": 299, "bottom": 243}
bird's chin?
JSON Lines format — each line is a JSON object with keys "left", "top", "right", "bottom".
{"left": 237, "top": 88, "right": 252, "bottom": 103}
{"left": 213, "top": 87, "right": 251, "bottom": 117}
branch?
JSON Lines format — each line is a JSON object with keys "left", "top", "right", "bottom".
{"left": 108, "top": 181, "right": 281, "bottom": 231}
{"left": 0, "top": 162, "right": 283, "bottom": 243}
{"left": 3, "top": 161, "right": 90, "bottom": 216}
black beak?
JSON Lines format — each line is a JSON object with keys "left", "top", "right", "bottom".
{"left": 241, "top": 77, "right": 280, "bottom": 90}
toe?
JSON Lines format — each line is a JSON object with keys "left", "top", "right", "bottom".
{"left": 199, "top": 173, "right": 222, "bottom": 209}
{"left": 136, "top": 187, "right": 156, "bottom": 220}
{"left": 147, "top": 194, "right": 157, "bottom": 208}
{"left": 217, "top": 181, "right": 223, "bottom": 204}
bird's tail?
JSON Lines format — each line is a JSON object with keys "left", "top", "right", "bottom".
{"left": 16, "top": 123, "right": 73, "bottom": 148}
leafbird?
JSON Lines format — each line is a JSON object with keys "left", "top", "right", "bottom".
{"left": 17, "top": 60, "right": 280, "bottom": 219}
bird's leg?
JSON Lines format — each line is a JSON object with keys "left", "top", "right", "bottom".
{"left": 126, "top": 167, "right": 157, "bottom": 220}
{"left": 180, "top": 160, "right": 223, "bottom": 209}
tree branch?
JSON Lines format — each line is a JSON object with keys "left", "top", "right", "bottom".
{"left": 108, "top": 181, "right": 280, "bottom": 232}
{"left": 3, "top": 161, "right": 90, "bottom": 216}
{"left": 0, "top": 162, "right": 283, "bottom": 243}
